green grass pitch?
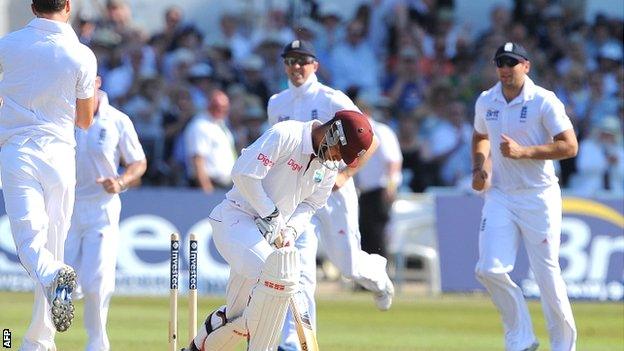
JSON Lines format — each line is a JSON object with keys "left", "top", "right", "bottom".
{"left": 1, "top": 291, "right": 622, "bottom": 350}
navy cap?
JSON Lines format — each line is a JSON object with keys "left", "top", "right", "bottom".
{"left": 281, "top": 40, "right": 316, "bottom": 58}
{"left": 494, "top": 42, "right": 529, "bottom": 61}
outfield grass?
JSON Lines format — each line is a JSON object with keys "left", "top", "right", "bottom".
{"left": 1, "top": 291, "right": 622, "bottom": 350}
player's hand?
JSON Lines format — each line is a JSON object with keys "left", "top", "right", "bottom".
{"left": 255, "top": 208, "right": 285, "bottom": 246}
{"left": 471, "top": 167, "right": 489, "bottom": 191}
{"left": 96, "top": 177, "right": 124, "bottom": 194}
{"left": 500, "top": 134, "right": 525, "bottom": 159}
{"left": 471, "top": 158, "right": 491, "bottom": 192}
{"left": 274, "top": 226, "right": 297, "bottom": 248}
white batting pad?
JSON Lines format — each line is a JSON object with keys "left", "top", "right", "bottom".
{"left": 246, "top": 247, "right": 299, "bottom": 350}
{"left": 202, "top": 312, "right": 247, "bottom": 351}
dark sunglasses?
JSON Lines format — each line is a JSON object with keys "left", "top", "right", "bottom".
{"left": 495, "top": 57, "right": 523, "bottom": 68}
{"left": 283, "top": 56, "right": 315, "bottom": 67}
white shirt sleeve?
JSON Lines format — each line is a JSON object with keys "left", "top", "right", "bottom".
{"left": 541, "top": 92, "right": 573, "bottom": 137}
{"left": 231, "top": 126, "right": 286, "bottom": 217}
{"left": 329, "top": 90, "right": 360, "bottom": 115}
{"left": 75, "top": 45, "right": 97, "bottom": 99}
{"left": 473, "top": 94, "right": 487, "bottom": 134}
{"left": 118, "top": 115, "right": 146, "bottom": 164}
{"left": 380, "top": 125, "right": 403, "bottom": 163}
{"left": 267, "top": 95, "right": 279, "bottom": 126}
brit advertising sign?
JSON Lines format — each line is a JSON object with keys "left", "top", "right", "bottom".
{"left": 436, "top": 195, "right": 624, "bottom": 301}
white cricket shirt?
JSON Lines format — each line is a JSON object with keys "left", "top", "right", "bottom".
{"left": 356, "top": 120, "right": 402, "bottom": 192}
{"left": 74, "top": 92, "right": 145, "bottom": 201}
{"left": 226, "top": 120, "right": 337, "bottom": 232}
{"left": 267, "top": 73, "right": 359, "bottom": 125}
{"left": 184, "top": 112, "right": 237, "bottom": 185}
{"left": 474, "top": 77, "right": 573, "bottom": 191}
{"left": 0, "top": 18, "right": 97, "bottom": 147}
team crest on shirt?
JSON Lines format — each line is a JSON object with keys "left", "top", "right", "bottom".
{"left": 520, "top": 106, "right": 527, "bottom": 123}
{"left": 311, "top": 109, "right": 318, "bottom": 121}
{"left": 486, "top": 109, "right": 499, "bottom": 121}
{"left": 313, "top": 168, "right": 325, "bottom": 183}
{"left": 278, "top": 115, "right": 290, "bottom": 122}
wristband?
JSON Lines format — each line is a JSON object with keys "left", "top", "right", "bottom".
{"left": 117, "top": 178, "right": 128, "bottom": 192}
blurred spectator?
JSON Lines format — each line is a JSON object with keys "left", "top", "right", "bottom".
{"left": 102, "top": 43, "right": 155, "bottom": 105}
{"left": 161, "top": 85, "right": 196, "bottom": 185}
{"left": 150, "top": 6, "right": 185, "bottom": 52}
{"left": 187, "top": 62, "right": 215, "bottom": 110}
{"left": 585, "top": 72, "right": 620, "bottom": 137}
{"left": 238, "top": 55, "right": 271, "bottom": 105}
{"left": 329, "top": 20, "right": 380, "bottom": 95}
{"left": 215, "top": 13, "right": 253, "bottom": 63}
{"left": 202, "top": 41, "right": 237, "bottom": 89}
{"left": 384, "top": 46, "right": 425, "bottom": 116}
{"left": 398, "top": 116, "right": 429, "bottom": 192}
{"left": 122, "top": 77, "right": 166, "bottom": 184}
{"left": 66, "top": 2, "right": 623, "bottom": 194}
{"left": 255, "top": 34, "right": 289, "bottom": 93}
{"left": 434, "top": 101, "right": 473, "bottom": 186}
{"left": 315, "top": 3, "right": 345, "bottom": 71}
{"left": 184, "top": 90, "right": 236, "bottom": 192}
{"left": 241, "top": 96, "right": 268, "bottom": 145}
{"left": 570, "top": 116, "right": 624, "bottom": 196}
{"left": 251, "top": 7, "right": 295, "bottom": 48}
{"left": 477, "top": 3, "right": 512, "bottom": 44}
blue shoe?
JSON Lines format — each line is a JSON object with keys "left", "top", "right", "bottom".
{"left": 48, "top": 266, "right": 77, "bottom": 332}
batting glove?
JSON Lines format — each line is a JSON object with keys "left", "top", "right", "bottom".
{"left": 274, "top": 226, "right": 297, "bottom": 248}
{"left": 255, "top": 207, "right": 285, "bottom": 246}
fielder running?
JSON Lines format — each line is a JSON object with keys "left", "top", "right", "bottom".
{"left": 64, "top": 77, "right": 146, "bottom": 351}
{"left": 267, "top": 40, "right": 394, "bottom": 350}
{"left": 0, "top": 0, "right": 96, "bottom": 348}
{"left": 185, "top": 110, "right": 374, "bottom": 351}
{"left": 472, "top": 42, "right": 577, "bottom": 351}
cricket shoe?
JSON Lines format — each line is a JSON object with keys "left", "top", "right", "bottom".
{"left": 48, "top": 266, "right": 77, "bottom": 332}
{"left": 374, "top": 275, "right": 394, "bottom": 311}
{"left": 183, "top": 305, "right": 228, "bottom": 351}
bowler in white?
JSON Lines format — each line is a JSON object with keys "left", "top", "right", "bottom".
{"left": 0, "top": 0, "right": 97, "bottom": 348}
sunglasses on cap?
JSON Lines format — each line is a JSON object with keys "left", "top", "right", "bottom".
{"left": 495, "top": 56, "right": 524, "bottom": 68}
{"left": 283, "top": 56, "right": 316, "bottom": 67}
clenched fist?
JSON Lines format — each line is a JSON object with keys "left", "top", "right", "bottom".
{"left": 500, "top": 134, "right": 525, "bottom": 159}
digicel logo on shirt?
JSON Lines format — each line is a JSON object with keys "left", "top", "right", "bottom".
{"left": 257, "top": 153, "right": 275, "bottom": 167}
{"left": 287, "top": 159, "right": 302, "bottom": 172}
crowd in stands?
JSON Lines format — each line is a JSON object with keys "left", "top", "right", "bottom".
{"left": 74, "top": 0, "right": 624, "bottom": 195}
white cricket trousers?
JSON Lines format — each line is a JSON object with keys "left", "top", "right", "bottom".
{"left": 0, "top": 139, "right": 76, "bottom": 351}
{"left": 280, "top": 180, "right": 390, "bottom": 350}
{"left": 475, "top": 185, "right": 577, "bottom": 351}
{"left": 65, "top": 195, "right": 121, "bottom": 351}
{"left": 208, "top": 201, "right": 277, "bottom": 325}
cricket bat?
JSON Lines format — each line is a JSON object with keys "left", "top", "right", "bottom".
{"left": 289, "top": 293, "right": 319, "bottom": 351}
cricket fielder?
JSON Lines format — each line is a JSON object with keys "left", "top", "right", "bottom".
{"left": 0, "top": 0, "right": 96, "bottom": 348}
{"left": 185, "top": 110, "right": 374, "bottom": 351}
{"left": 268, "top": 40, "right": 394, "bottom": 350}
{"left": 472, "top": 42, "right": 577, "bottom": 351}
{"left": 64, "top": 77, "right": 146, "bottom": 351}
